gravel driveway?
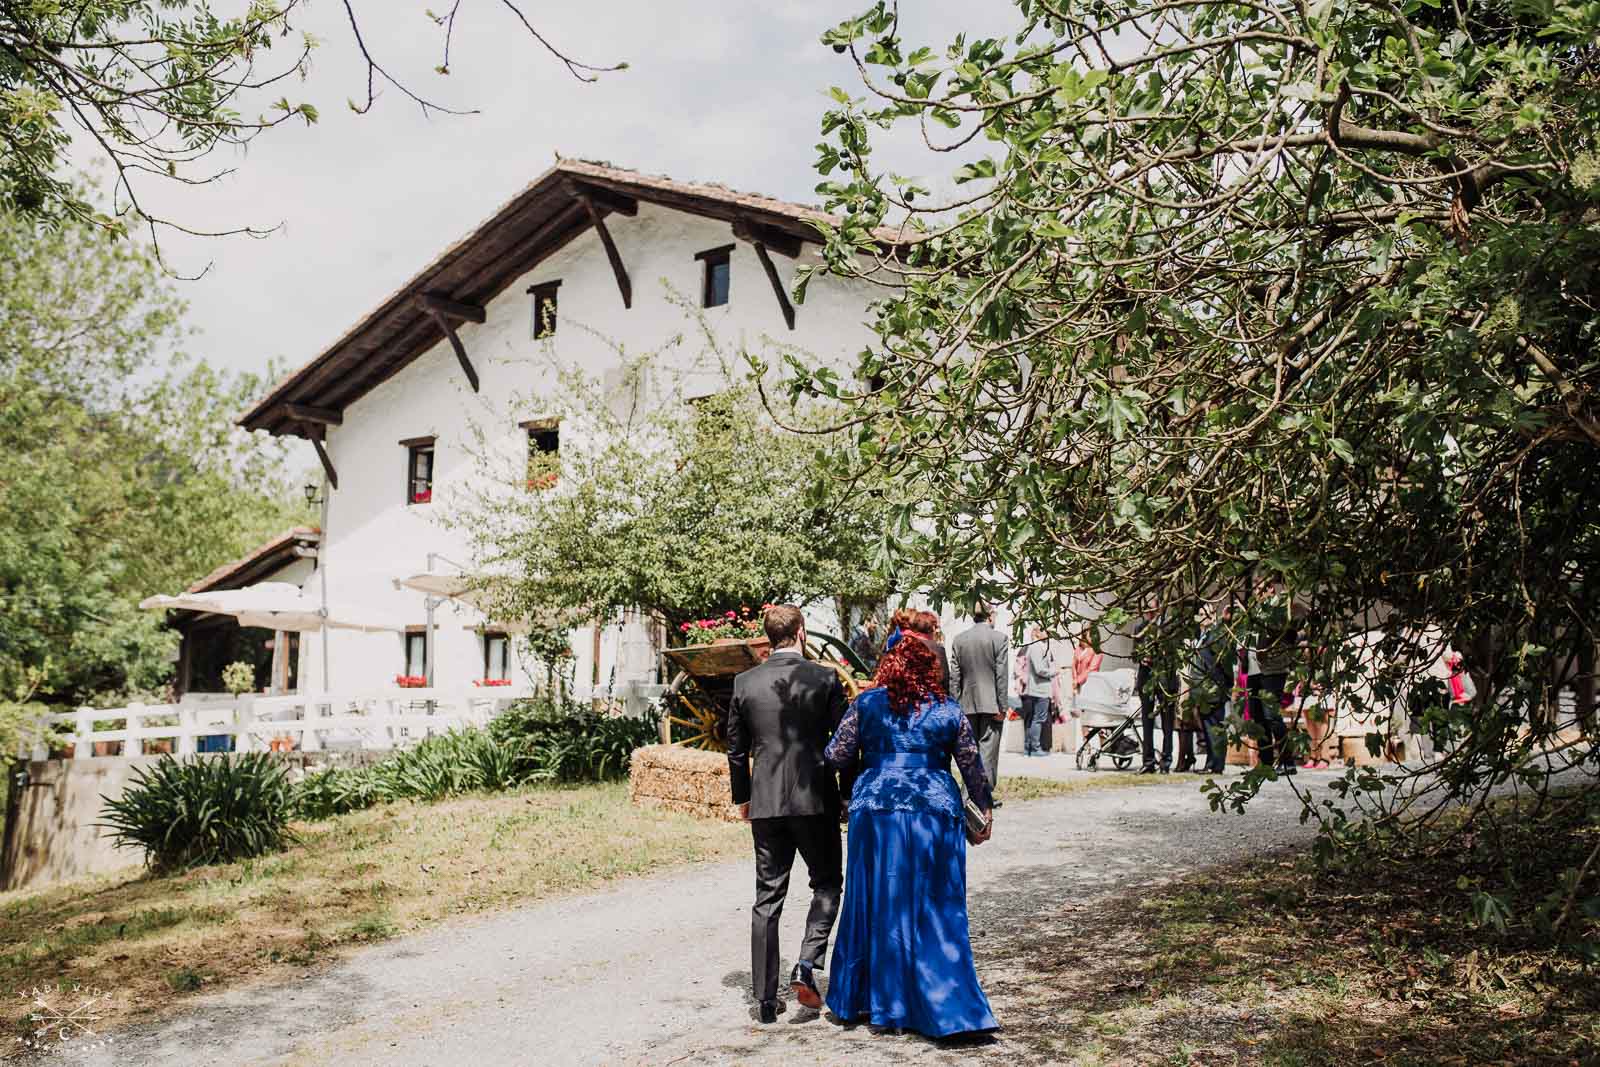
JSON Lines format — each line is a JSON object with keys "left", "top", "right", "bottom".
{"left": 47, "top": 769, "right": 1333, "bottom": 1067}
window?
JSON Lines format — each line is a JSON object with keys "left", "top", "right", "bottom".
{"left": 403, "top": 630, "right": 429, "bottom": 681}
{"left": 483, "top": 632, "right": 511, "bottom": 682}
{"left": 528, "top": 280, "right": 561, "bottom": 339}
{"left": 695, "top": 244, "right": 733, "bottom": 307}
{"left": 402, "top": 436, "right": 436, "bottom": 504}
{"left": 521, "top": 418, "right": 560, "bottom": 490}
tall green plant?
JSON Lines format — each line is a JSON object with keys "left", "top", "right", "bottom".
{"left": 100, "top": 754, "right": 297, "bottom": 871}
{"left": 0, "top": 201, "right": 307, "bottom": 707}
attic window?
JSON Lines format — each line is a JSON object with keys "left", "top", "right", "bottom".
{"left": 521, "top": 418, "right": 560, "bottom": 490}
{"left": 695, "top": 245, "right": 733, "bottom": 308}
{"left": 528, "top": 280, "right": 560, "bottom": 339}
{"left": 401, "top": 436, "right": 436, "bottom": 505}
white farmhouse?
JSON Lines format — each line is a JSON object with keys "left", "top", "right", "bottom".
{"left": 238, "top": 159, "right": 890, "bottom": 696}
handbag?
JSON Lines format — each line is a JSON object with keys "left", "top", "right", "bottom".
{"left": 962, "top": 796, "right": 991, "bottom": 844}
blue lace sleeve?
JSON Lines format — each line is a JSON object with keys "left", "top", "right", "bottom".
{"left": 825, "top": 701, "right": 861, "bottom": 769}
{"left": 953, "top": 712, "right": 993, "bottom": 810}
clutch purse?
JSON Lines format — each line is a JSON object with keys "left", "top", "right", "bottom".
{"left": 962, "top": 796, "right": 991, "bottom": 844}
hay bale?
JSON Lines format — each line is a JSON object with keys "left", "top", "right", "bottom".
{"left": 629, "top": 744, "right": 738, "bottom": 822}
{"left": 634, "top": 795, "right": 744, "bottom": 824}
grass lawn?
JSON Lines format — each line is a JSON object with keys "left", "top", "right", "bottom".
{"left": 985, "top": 789, "right": 1600, "bottom": 1066}
{"left": 0, "top": 782, "right": 747, "bottom": 1038}
{"left": 996, "top": 771, "right": 1158, "bottom": 803}
{"left": 0, "top": 770, "right": 1141, "bottom": 1041}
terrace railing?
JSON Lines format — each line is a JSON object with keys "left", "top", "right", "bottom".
{"left": 20, "top": 687, "right": 537, "bottom": 761}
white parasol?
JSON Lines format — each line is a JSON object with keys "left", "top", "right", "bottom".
{"left": 140, "top": 582, "right": 400, "bottom": 633}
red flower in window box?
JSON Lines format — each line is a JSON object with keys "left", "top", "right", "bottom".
{"left": 395, "top": 674, "right": 428, "bottom": 688}
{"left": 525, "top": 472, "right": 557, "bottom": 491}
{"left": 474, "top": 678, "right": 513, "bottom": 687}
{"left": 411, "top": 489, "right": 432, "bottom": 505}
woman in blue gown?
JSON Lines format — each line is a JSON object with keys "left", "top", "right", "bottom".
{"left": 823, "top": 634, "right": 998, "bottom": 1038}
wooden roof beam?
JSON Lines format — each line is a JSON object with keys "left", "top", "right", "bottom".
{"left": 732, "top": 219, "right": 798, "bottom": 329}
{"left": 732, "top": 218, "right": 802, "bottom": 259}
{"left": 567, "top": 180, "right": 632, "bottom": 309}
{"left": 416, "top": 292, "right": 486, "bottom": 323}
{"left": 569, "top": 182, "right": 638, "bottom": 217}
{"left": 305, "top": 424, "right": 339, "bottom": 490}
{"left": 282, "top": 402, "right": 343, "bottom": 426}
{"left": 414, "top": 294, "right": 482, "bottom": 393}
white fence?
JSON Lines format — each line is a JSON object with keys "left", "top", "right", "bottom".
{"left": 22, "top": 687, "right": 538, "bottom": 760}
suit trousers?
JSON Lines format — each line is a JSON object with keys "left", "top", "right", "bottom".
{"left": 749, "top": 814, "right": 843, "bottom": 1004}
{"left": 1140, "top": 697, "right": 1175, "bottom": 769}
{"left": 1201, "top": 695, "right": 1230, "bottom": 773}
{"left": 966, "top": 713, "right": 1003, "bottom": 791}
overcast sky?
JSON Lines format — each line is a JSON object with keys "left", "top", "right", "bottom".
{"left": 100, "top": 1, "right": 1015, "bottom": 384}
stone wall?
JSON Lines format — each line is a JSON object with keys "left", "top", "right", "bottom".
{"left": 0, "top": 751, "right": 385, "bottom": 892}
{"left": 627, "top": 744, "right": 740, "bottom": 822}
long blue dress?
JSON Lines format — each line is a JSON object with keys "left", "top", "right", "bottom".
{"left": 823, "top": 687, "right": 998, "bottom": 1037}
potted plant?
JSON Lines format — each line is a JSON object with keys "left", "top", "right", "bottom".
{"left": 395, "top": 674, "right": 428, "bottom": 688}
{"left": 222, "top": 660, "right": 255, "bottom": 697}
{"left": 676, "top": 606, "right": 771, "bottom": 652}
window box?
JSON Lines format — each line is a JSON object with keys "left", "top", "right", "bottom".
{"left": 395, "top": 674, "right": 428, "bottom": 689}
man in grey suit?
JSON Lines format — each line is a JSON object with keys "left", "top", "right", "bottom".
{"left": 950, "top": 604, "right": 1009, "bottom": 797}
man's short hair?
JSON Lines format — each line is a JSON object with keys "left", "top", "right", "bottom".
{"left": 972, "top": 603, "right": 991, "bottom": 622}
{"left": 763, "top": 604, "right": 805, "bottom": 648}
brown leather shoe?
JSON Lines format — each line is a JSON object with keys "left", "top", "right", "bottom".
{"left": 790, "top": 962, "right": 822, "bottom": 1010}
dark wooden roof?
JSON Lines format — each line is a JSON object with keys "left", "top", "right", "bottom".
{"left": 240, "top": 159, "right": 901, "bottom": 439}
{"left": 187, "top": 527, "right": 321, "bottom": 593}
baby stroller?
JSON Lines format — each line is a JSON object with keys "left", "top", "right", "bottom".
{"left": 1074, "top": 668, "right": 1141, "bottom": 771}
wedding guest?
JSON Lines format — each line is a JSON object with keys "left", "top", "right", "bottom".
{"left": 1072, "top": 628, "right": 1102, "bottom": 693}
{"left": 824, "top": 635, "right": 998, "bottom": 1038}
{"left": 1022, "top": 625, "right": 1056, "bottom": 757}
{"left": 726, "top": 605, "right": 849, "bottom": 1023}
{"left": 907, "top": 610, "right": 951, "bottom": 692}
{"left": 883, "top": 607, "right": 913, "bottom": 653}
{"left": 950, "top": 604, "right": 1009, "bottom": 797}
{"left": 1132, "top": 604, "right": 1178, "bottom": 774}
{"left": 1188, "top": 604, "right": 1234, "bottom": 775}
{"left": 849, "top": 616, "right": 881, "bottom": 672}
{"left": 1247, "top": 578, "right": 1305, "bottom": 776}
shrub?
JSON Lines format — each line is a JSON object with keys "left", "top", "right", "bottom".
{"left": 100, "top": 754, "right": 296, "bottom": 871}
{"left": 488, "top": 696, "right": 659, "bottom": 783}
{"left": 289, "top": 703, "right": 658, "bottom": 822}
{"left": 294, "top": 765, "right": 382, "bottom": 821}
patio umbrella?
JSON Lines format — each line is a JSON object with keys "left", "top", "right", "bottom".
{"left": 140, "top": 582, "right": 400, "bottom": 633}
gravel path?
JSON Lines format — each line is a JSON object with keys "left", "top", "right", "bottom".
{"left": 48, "top": 768, "right": 1336, "bottom": 1067}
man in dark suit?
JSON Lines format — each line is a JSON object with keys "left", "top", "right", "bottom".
{"left": 1133, "top": 603, "right": 1180, "bottom": 773}
{"left": 726, "top": 604, "right": 849, "bottom": 1024}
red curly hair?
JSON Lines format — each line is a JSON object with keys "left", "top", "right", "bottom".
{"left": 874, "top": 631, "right": 947, "bottom": 715}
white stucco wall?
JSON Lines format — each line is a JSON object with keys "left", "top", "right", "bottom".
{"left": 298, "top": 202, "right": 883, "bottom": 694}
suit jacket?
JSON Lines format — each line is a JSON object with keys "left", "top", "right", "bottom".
{"left": 727, "top": 650, "right": 849, "bottom": 820}
{"left": 950, "top": 622, "right": 1009, "bottom": 716}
